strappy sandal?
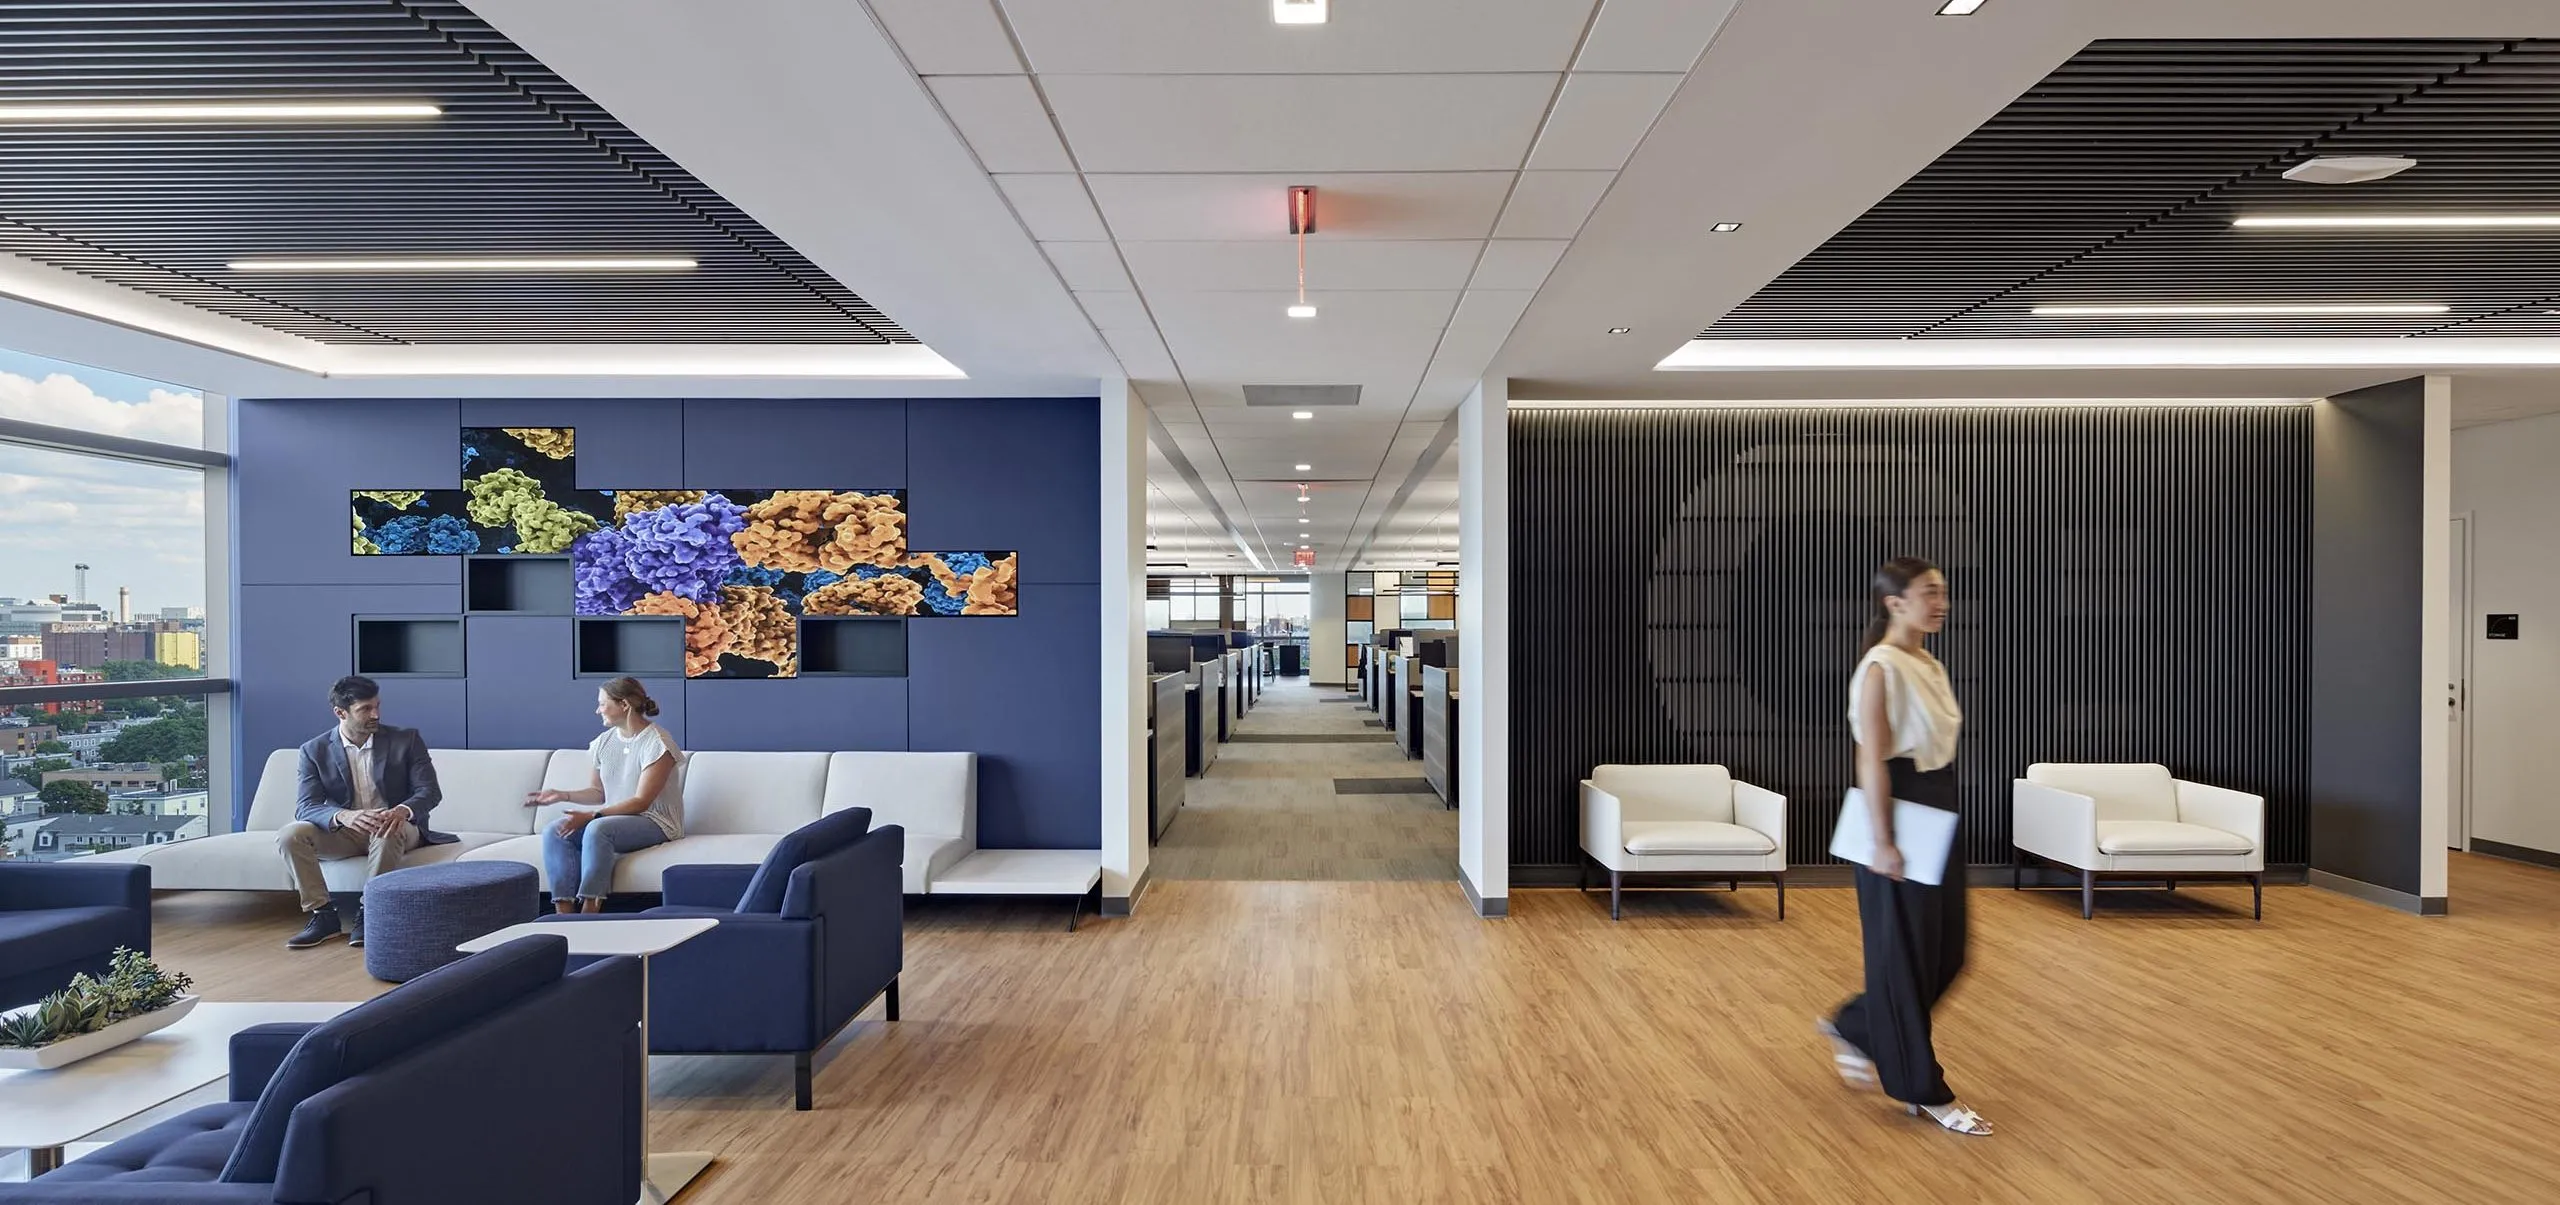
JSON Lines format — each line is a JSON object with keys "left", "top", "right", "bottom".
{"left": 1815, "top": 1018, "right": 1876, "bottom": 1089}
{"left": 1907, "top": 1101, "right": 1994, "bottom": 1136}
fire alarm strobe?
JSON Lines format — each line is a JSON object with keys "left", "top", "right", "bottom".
{"left": 1288, "top": 185, "right": 1317, "bottom": 235}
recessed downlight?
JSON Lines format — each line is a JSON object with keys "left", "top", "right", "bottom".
{"left": 1299, "top": 518, "right": 1311, "bottom": 524}
{"left": 1937, "top": 0, "right": 1988, "bottom": 14}
{"left": 1291, "top": 410, "right": 1314, "bottom": 420}
{"left": 1294, "top": 463, "right": 1312, "bottom": 472}
{"left": 2235, "top": 214, "right": 2560, "bottom": 230}
{"left": 1608, "top": 326, "right": 1632, "bottom": 335}
{"left": 1286, "top": 303, "right": 1318, "bottom": 318}
{"left": 0, "top": 101, "right": 442, "bottom": 122}
{"left": 1273, "top": 0, "right": 1327, "bottom": 24}
{"left": 230, "top": 256, "right": 697, "bottom": 273}
{"left": 1710, "top": 222, "right": 1743, "bottom": 233}
{"left": 2032, "top": 303, "right": 2448, "bottom": 317}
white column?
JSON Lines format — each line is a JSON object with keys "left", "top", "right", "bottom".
{"left": 2421, "top": 376, "right": 2454, "bottom": 904}
{"left": 1456, "top": 378, "right": 1509, "bottom": 916}
{"left": 1308, "top": 570, "right": 1346, "bottom": 685}
{"left": 1100, "top": 378, "right": 1151, "bottom": 910}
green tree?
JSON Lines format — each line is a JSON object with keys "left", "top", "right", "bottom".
{"left": 39, "top": 780, "right": 109, "bottom": 815}
{"left": 12, "top": 757, "right": 72, "bottom": 791}
{"left": 100, "top": 660, "right": 194, "bottom": 682}
{"left": 33, "top": 739, "right": 68, "bottom": 755}
{"left": 99, "top": 712, "right": 207, "bottom": 765}
{"left": 52, "top": 713, "right": 90, "bottom": 735}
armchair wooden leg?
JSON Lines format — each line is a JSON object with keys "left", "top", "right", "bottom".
{"left": 886, "top": 977, "right": 900, "bottom": 1022}
{"left": 2252, "top": 874, "right": 2263, "bottom": 921}
{"left": 794, "top": 1051, "right": 813, "bottom": 1111}
{"left": 2165, "top": 878, "right": 2177, "bottom": 893}
{"left": 1775, "top": 875, "right": 1786, "bottom": 921}
{"left": 1578, "top": 859, "right": 1589, "bottom": 893}
{"left": 1610, "top": 870, "right": 1623, "bottom": 921}
{"left": 2012, "top": 853, "right": 2022, "bottom": 890}
{"left": 2081, "top": 869, "right": 2095, "bottom": 920}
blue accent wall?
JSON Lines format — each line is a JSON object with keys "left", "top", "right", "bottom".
{"left": 233, "top": 396, "right": 1101, "bottom": 853}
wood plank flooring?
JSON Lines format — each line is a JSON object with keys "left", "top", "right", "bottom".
{"left": 117, "top": 851, "right": 2560, "bottom": 1203}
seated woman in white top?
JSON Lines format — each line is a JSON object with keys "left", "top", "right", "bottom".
{"left": 524, "top": 677, "right": 683, "bottom": 913}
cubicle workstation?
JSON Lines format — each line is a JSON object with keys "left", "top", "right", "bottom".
{"left": 1421, "top": 663, "right": 1457, "bottom": 807}
{"left": 1147, "top": 671, "right": 1189, "bottom": 840}
{"left": 1392, "top": 635, "right": 1454, "bottom": 756}
{"left": 1150, "top": 632, "right": 1222, "bottom": 774}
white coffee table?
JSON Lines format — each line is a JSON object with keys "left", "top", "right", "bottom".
{"left": 461, "top": 918, "right": 718, "bottom": 1205}
{"left": 0, "top": 1001, "right": 355, "bottom": 1177}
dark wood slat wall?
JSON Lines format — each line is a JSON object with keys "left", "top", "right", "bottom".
{"left": 1510, "top": 406, "right": 2310, "bottom": 871}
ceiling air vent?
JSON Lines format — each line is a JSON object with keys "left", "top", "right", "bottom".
{"left": 1243, "top": 385, "right": 1362, "bottom": 408}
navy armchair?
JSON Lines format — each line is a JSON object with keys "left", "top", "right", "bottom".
{"left": 544, "top": 806, "right": 904, "bottom": 1109}
{"left": 0, "top": 861, "right": 151, "bottom": 1011}
{"left": 0, "top": 935, "right": 643, "bottom": 1205}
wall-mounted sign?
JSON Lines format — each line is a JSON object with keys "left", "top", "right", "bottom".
{"left": 2487, "top": 613, "right": 2520, "bottom": 640}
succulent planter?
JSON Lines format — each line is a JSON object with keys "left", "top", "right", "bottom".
{"left": 0, "top": 995, "right": 199, "bottom": 1071}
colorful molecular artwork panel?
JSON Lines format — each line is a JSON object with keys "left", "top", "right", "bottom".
{"left": 352, "top": 427, "right": 1019, "bottom": 679}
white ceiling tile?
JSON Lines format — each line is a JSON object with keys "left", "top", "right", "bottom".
{"left": 1469, "top": 240, "right": 1569, "bottom": 291}
{"left": 1118, "top": 240, "right": 1484, "bottom": 293}
{"left": 1086, "top": 173, "right": 1513, "bottom": 242}
{"left": 1494, "top": 170, "right": 1616, "bottom": 239}
{"left": 1043, "top": 241, "right": 1133, "bottom": 290}
{"left": 993, "top": 173, "right": 1108, "bottom": 240}
{"left": 1525, "top": 73, "right": 1681, "bottom": 171}
{"left": 1575, "top": 0, "right": 1741, "bottom": 73}
{"left": 1422, "top": 289, "right": 1536, "bottom": 382}
{"left": 1043, "top": 74, "right": 1557, "bottom": 173}
{"left": 1099, "top": 326, "right": 1178, "bottom": 378}
{"left": 867, "top": 0, "right": 1023, "bottom": 74}
{"left": 1135, "top": 380, "right": 1194, "bottom": 411}
{"left": 997, "top": 0, "right": 1593, "bottom": 75}
{"left": 1075, "top": 291, "right": 1154, "bottom": 330}
{"left": 927, "top": 75, "right": 1073, "bottom": 172}
{"left": 1147, "top": 290, "right": 1452, "bottom": 388}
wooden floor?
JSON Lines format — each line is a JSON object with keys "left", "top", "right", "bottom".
{"left": 113, "top": 853, "right": 2560, "bottom": 1203}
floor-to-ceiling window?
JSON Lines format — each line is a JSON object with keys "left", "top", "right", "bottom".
{"left": 0, "top": 348, "right": 228, "bottom": 860}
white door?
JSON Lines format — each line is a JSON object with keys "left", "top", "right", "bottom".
{"left": 2450, "top": 514, "right": 2473, "bottom": 851}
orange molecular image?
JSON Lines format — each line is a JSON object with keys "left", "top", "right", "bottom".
{"left": 733, "top": 491, "right": 908, "bottom": 574}
{"left": 629, "top": 591, "right": 732, "bottom": 678}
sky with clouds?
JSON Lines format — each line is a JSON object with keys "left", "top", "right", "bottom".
{"left": 0, "top": 348, "right": 206, "bottom": 614}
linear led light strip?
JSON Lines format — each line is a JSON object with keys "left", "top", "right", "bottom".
{"left": 1511, "top": 398, "right": 2318, "bottom": 410}
{"left": 2236, "top": 215, "right": 2560, "bottom": 230}
{"left": 229, "top": 257, "right": 696, "bottom": 273}
{"left": 0, "top": 102, "right": 441, "bottom": 121}
{"left": 2032, "top": 303, "right": 2448, "bottom": 317}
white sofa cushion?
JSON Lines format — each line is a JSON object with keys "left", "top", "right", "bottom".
{"left": 825, "top": 752, "right": 975, "bottom": 891}
{"left": 461, "top": 832, "right": 779, "bottom": 894}
{"left": 2027, "top": 763, "right": 2179, "bottom": 824}
{"left": 681, "top": 752, "right": 829, "bottom": 835}
{"left": 2095, "top": 820, "right": 2255, "bottom": 856}
{"left": 901, "top": 832, "right": 969, "bottom": 895}
{"left": 421, "top": 749, "right": 552, "bottom": 835}
{"left": 243, "top": 748, "right": 303, "bottom": 830}
{"left": 120, "top": 829, "right": 516, "bottom": 893}
{"left": 1621, "top": 820, "right": 1776, "bottom": 856}
{"left": 1588, "top": 764, "right": 1734, "bottom": 823}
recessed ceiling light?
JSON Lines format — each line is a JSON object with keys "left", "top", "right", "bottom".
{"left": 1273, "top": 0, "right": 1327, "bottom": 25}
{"left": 1710, "top": 222, "right": 1743, "bottom": 233}
{"left": 1937, "top": 0, "right": 1988, "bottom": 14}
{"left": 231, "top": 256, "right": 696, "bottom": 273}
{"left": 1294, "top": 463, "right": 1312, "bottom": 472}
{"left": 1299, "top": 518, "right": 1311, "bottom": 524}
{"left": 2281, "top": 157, "right": 2419, "bottom": 185}
{"left": 0, "top": 101, "right": 441, "bottom": 122}
{"left": 1291, "top": 410, "right": 1314, "bottom": 420}
{"left": 2235, "top": 214, "right": 2560, "bottom": 230}
{"left": 1286, "top": 303, "right": 1318, "bottom": 319}
{"left": 2032, "top": 303, "right": 2448, "bottom": 317}
{"left": 1607, "top": 326, "right": 1632, "bottom": 335}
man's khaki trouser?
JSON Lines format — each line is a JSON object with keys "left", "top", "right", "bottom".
{"left": 276, "top": 818, "right": 416, "bottom": 912}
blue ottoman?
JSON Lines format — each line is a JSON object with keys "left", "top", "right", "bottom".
{"left": 362, "top": 862, "right": 540, "bottom": 983}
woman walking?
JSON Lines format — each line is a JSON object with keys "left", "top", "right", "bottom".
{"left": 525, "top": 677, "right": 684, "bottom": 913}
{"left": 1818, "top": 556, "right": 1992, "bottom": 1136}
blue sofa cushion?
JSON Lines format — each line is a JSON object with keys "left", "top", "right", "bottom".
{"left": 735, "top": 807, "right": 871, "bottom": 914}
{"left": 218, "top": 935, "right": 566, "bottom": 1185}
{"left": 0, "top": 906, "right": 135, "bottom": 971}
{"left": 36, "top": 1102, "right": 253, "bottom": 1185}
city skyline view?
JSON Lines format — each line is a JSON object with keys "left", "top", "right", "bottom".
{"left": 0, "top": 348, "right": 207, "bottom": 614}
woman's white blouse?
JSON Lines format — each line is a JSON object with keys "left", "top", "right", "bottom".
{"left": 1847, "top": 643, "right": 1962, "bottom": 772}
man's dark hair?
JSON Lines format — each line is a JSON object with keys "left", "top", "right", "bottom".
{"left": 328, "top": 675, "right": 380, "bottom": 712}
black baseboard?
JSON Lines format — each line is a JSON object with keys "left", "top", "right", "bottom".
{"left": 2472, "top": 838, "right": 2560, "bottom": 871}
{"left": 2308, "top": 868, "right": 2446, "bottom": 916}
{"left": 1460, "top": 868, "right": 1507, "bottom": 917}
{"left": 1101, "top": 865, "right": 1151, "bottom": 917}
{"left": 1513, "top": 861, "right": 2309, "bottom": 890}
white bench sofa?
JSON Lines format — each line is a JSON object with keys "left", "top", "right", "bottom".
{"left": 82, "top": 746, "right": 997, "bottom": 897}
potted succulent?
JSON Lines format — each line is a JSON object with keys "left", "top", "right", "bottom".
{"left": 0, "top": 948, "right": 197, "bottom": 1070}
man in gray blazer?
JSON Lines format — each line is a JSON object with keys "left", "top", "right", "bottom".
{"left": 278, "top": 675, "right": 446, "bottom": 949}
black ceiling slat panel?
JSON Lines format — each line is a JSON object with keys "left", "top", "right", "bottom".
{"left": 1706, "top": 38, "right": 2560, "bottom": 341}
{"left": 0, "top": 0, "right": 913, "bottom": 345}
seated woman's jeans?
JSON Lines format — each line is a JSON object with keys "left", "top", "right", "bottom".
{"left": 543, "top": 815, "right": 670, "bottom": 901}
